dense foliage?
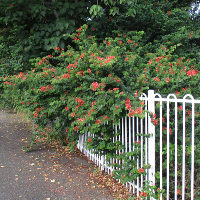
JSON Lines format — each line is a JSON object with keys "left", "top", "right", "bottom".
{"left": 1, "top": 0, "right": 200, "bottom": 76}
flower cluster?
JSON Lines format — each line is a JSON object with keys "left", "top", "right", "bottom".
{"left": 91, "top": 82, "right": 99, "bottom": 91}
{"left": 125, "top": 98, "right": 143, "bottom": 117}
{"left": 40, "top": 85, "right": 53, "bottom": 92}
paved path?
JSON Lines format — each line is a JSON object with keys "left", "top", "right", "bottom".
{"left": 0, "top": 109, "right": 114, "bottom": 200}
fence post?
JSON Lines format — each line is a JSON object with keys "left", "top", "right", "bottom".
{"left": 147, "top": 90, "right": 156, "bottom": 186}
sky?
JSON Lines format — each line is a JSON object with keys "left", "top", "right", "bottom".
{"left": 190, "top": 1, "right": 200, "bottom": 19}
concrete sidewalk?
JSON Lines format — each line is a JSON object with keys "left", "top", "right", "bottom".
{"left": 0, "top": 109, "right": 114, "bottom": 200}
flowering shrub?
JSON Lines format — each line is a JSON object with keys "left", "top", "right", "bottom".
{"left": 1, "top": 24, "right": 200, "bottom": 199}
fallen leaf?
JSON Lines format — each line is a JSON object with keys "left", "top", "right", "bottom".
{"left": 50, "top": 179, "right": 55, "bottom": 183}
{"left": 68, "top": 179, "right": 72, "bottom": 181}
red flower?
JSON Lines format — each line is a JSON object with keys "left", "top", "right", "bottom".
{"left": 47, "top": 85, "right": 53, "bottom": 90}
{"left": 102, "top": 116, "right": 108, "bottom": 120}
{"left": 77, "top": 71, "right": 85, "bottom": 77}
{"left": 91, "top": 82, "right": 99, "bottom": 91}
{"left": 66, "top": 64, "right": 76, "bottom": 69}
{"left": 77, "top": 118, "right": 85, "bottom": 122}
{"left": 187, "top": 110, "right": 191, "bottom": 115}
{"left": 187, "top": 69, "right": 198, "bottom": 77}
{"left": 156, "top": 57, "right": 162, "bottom": 62}
{"left": 40, "top": 87, "right": 47, "bottom": 92}
{"left": 77, "top": 27, "right": 82, "bottom": 31}
{"left": 135, "top": 107, "right": 143, "bottom": 114}
{"left": 135, "top": 90, "right": 138, "bottom": 97}
{"left": 73, "top": 126, "right": 79, "bottom": 131}
{"left": 138, "top": 168, "right": 144, "bottom": 173}
{"left": 62, "top": 74, "right": 70, "bottom": 79}
{"left": 33, "top": 111, "right": 38, "bottom": 118}
{"left": 54, "top": 47, "right": 60, "bottom": 50}
{"left": 140, "top": 192, "right": 148, "bottom": 197}
{"left": 140, "top": 102, "right": 144, "bottom": 106}
{"left": 79, "top": 53, "right": 84, "bottom": 59}
{"left": 154, "top": 77, "right": 160, "bottom": 82}
{"left": 125, "top": 98, "right": 132, "bottom": 110}
{"left": 165, "top": 77, "right": 170, "bottom": 83}
{"left": 107, "top": 41, "right": 111, "bottom": 46}
{"left": 167, "top": 11, "right": 171, "bottom": 15}
{"left": 91, "top": 101, "right": 96, "bottom": 107}
{"left": 75, "top": 98, "right": 85, "bottom": 107}
{"left": 71, "top": 113, "right": 75, "bottom": 117}
{"left": 104, "top": 56, "right": 115, "bottom": 64}
{"left": 65, "top": 106, "right": 69, "bottom": 111}
{"left": 152, "top": 119, "right": 158, "bottom": 125}
{"left": 175, "top": 90, "right": 179, "bottom": 95}
{"left": 49, "top": 68, "right": 55, "bottom": 72}
{"left": 88, "top": 138, "right": 92, "bottom": 142}
{"left": 148, "top": 59, "right": 152, "bottom": 65}
{"left": 96, "top": 119, "right": 101, "bottom": 124}
{"left": 135, "top": 140, "right": 141, "bottom": 144}
{"left": 190, "top": 31, "right": 193, "bottom": 39}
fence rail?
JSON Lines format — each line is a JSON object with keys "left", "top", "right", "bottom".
{"left": 77, "top": 90, "right": 200, "bottom": 199}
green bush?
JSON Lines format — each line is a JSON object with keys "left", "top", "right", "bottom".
{"left": 1, "top": 24, "right": 200, "bottom": 199}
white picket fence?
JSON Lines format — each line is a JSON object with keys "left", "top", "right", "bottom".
{"left": 77, "top": 90, "right": 200, "bottom": 199}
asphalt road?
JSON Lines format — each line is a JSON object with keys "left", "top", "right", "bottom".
{"left": 0, "top": 108, "right": 114, "bottom": 200}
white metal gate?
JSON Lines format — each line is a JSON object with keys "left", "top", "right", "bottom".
{"left": 77, "top": 90, "right": 200, "bottom": 199}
